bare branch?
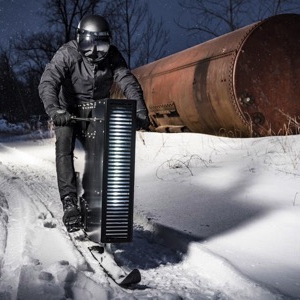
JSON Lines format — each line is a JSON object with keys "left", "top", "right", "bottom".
{"left": 177, "top": 0, "right": 300, "bottom": 43}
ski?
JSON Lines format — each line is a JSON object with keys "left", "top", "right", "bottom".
{"left": 89, "top": 244, "right": 141, "bottom": 287}
{"left": 69, "top": 229, "right": 141, "bottom": 287}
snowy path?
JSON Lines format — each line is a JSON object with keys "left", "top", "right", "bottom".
{"left": 0, "top": 143, "right": 111, "bottom": 299}
{"left": 0, "top": 137, "right": 296, "bottom": 299}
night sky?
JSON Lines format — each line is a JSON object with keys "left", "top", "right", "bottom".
{"left": 0, "top": 0, "right": 42, "bottom": 47}
{"left": 0, "top": 0, "right": 191, "bottom": 56}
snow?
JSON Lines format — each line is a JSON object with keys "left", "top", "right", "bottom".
{"left": 0, "top": 119, "right": 29, "bottom": 134}
{"left": 0, "top": 123, "right": 299, "bottom": 299}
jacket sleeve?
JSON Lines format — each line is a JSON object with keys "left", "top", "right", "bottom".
{"left": 38, "top": 46, "right": 69, "bottom": 116}
{"left": 109, "top": 46, "right": 148, "bottom": 112}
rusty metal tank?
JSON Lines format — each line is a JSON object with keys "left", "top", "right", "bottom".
{"left": 123, "top": 14, "right": 300, "bottom": 137}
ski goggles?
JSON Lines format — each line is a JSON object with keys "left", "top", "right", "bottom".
{"left": 77, "top": 30, "right": 111, "bottom": 53}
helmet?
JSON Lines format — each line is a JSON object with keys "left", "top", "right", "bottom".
{"left": 77, "top": 15, "right": 111, "bottom": 63}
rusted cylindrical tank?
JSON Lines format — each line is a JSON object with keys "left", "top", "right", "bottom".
{"left": 127, "top": 14, "right": 300, "bottom": 137}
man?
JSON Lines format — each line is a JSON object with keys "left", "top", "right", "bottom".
{"left": 39, "top": 15, "right": 149, "bottom": 230}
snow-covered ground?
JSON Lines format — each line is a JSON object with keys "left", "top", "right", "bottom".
{"left": 0, "top": 127, "right": 299, "bottom": 299}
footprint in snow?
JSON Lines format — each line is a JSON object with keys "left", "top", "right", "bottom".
{"left": 38, "top": 212, "right": 57, "bottom": 228}
{"left": 43, "top": 221, "right": 57, "bottom": 228}
{"left": 38, "top": 271, "right": 54, "bottom": 281}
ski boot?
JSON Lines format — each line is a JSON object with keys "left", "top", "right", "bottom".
{"left": 62, "top": 194, "right": 82, "bottom": 232}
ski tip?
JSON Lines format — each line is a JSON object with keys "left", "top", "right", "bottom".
{"left": 118, "top": 269, "right": 141, "bottom": 287}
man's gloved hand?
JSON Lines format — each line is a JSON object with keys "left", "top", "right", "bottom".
{"left": 136, "top": 109, "right": 150, "bottom": 130}
{"left": 51, "top": 109, "right": 72, "bottom": 126}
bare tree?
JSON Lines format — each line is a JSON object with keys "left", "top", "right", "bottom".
{"left": 107, "top": 0, "right": 169, "bottom": 69}
{"left": 135, "top": 16, "right": 169, "bottom": 66}
{"left": 107, "top": 0, "right": 147, "bottom": 68}
{"left": 177, "top": 0, "right": 250, "bottom": 41}
{"left": 0, "top": 48, "right": 28, "bottom": 121}
{"left": 41, "top": 0, "right": 107, "bottom": 43}
{"left": 253, "top": 0, "right": 300, "bottom": 20}
{"left": 13, "top": 31, "right": 61, "bottom": 77}
{"left": 178, "top": 0, "right": 300, "bottom": 43}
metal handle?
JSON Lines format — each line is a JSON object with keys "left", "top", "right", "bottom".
{"left": 71, "top": 116, "right": 104, "bottom": 122}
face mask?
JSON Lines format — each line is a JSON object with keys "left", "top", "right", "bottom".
{"left": 78, "top": 32, "right": 110, "bottom": 62}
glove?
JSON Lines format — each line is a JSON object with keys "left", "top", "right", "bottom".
{"left": 136, "top": 109, "right": 150, "bottom": 130}
{"left": 51, "top": 109, "right": 72, "bottom": 126}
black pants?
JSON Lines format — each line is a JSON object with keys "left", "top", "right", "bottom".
{"left": 54, "top": 107, "right": 100, "bottom": 200}
{"left": 55, "top": 123, "right": 84, "bottom": 199}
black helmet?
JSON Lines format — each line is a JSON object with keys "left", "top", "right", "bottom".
{"left": 77, "top": 15, "right": 111, "bottom": 63}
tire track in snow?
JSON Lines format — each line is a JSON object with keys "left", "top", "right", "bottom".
{"left": 0, "top": 190, "right": 9, "bottom": 282}
{"left": 0, "top": 164, "right": 38, "bottom": 299}
{"left": 0, "top": 143, "right": 68, "bottom": 237}
{"left": 0, "top": 147, "right": 114, "bottom": 299}
{"left": 0, "top": 143, "right": 59, "bottom": 209}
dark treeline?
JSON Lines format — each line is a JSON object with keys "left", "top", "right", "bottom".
{"left": 0, "top": 0, "right": 299, "bottom": 124}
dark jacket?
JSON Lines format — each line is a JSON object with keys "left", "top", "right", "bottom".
{"left": 38, "top": 40, "right": 146, "bottom": 116}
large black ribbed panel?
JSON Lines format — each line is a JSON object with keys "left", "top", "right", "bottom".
{"left": 78, "top": 99, "right": 136, "bottom": 243}
{"left": 101, "top": 100, "right": 136, "bottom": 243}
